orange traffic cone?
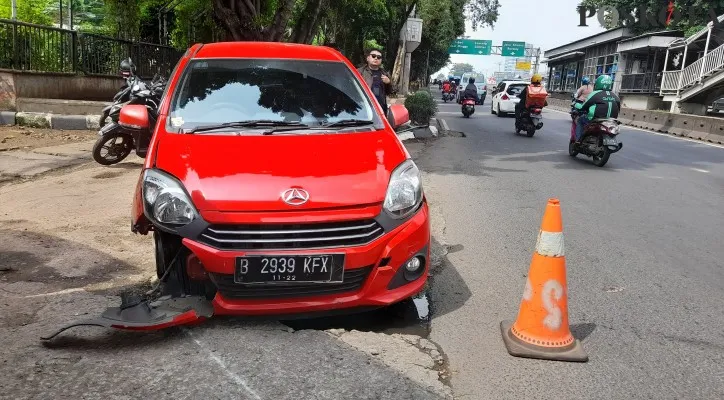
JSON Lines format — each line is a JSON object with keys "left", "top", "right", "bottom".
{"left": 500, "top": 198, "right": 588, "bottom": 362}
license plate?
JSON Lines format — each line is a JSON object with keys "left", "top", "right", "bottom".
{"left": 604, "top": 137, "right": 617, "bottom": 145}
{"left": 235, "top": 254, "right": 344, "bottom": 284}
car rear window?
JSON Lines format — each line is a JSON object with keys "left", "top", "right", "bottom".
{"left": 169, "top": 59, "right": 377, "bottom": 131}
{"left": 507, "top": 84, "right": 527, "bottom": 96}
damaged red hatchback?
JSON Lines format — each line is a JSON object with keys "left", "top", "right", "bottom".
{"left": 67, "top": 42, "right": 431, "bottom": 330}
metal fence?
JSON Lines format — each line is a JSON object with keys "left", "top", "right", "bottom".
{"left": 620, "top": 72, "right": 663, "bottom": 94}
{"left": 0, "top": 19, "right": 182, "bottom": 78}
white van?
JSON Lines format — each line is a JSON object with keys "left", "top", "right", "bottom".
{"left": 456, "top": 72, "right": 487, "bottom": 104}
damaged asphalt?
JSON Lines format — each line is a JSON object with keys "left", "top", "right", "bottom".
{"left": 0, "top": 138, "right": 456, "bottom": 399}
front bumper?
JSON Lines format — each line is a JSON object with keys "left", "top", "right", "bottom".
{"left": 182, "top": 203, "right": 431, "bottom": 316}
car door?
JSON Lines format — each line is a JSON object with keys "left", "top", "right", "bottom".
{"left": 493, "top": 82, "right": 505, "bottom": 109}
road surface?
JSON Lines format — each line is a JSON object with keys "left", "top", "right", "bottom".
{"left": 421, "top": 88, "right": 724, "bottom": 399}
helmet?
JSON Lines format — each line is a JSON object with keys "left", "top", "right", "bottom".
{"left": 582, "top": 76, "right": 591, "bottom": 85}
{"left": 120, "top": 58, "right": 136, "bottom": 77}
{"left": 469, "top": 77, "right": 475, "bottom": 83}
{"left": 531, "top": 74, "right": 543, "bottom": 84}
{"left": 594, "top": 74, "right": 613, "bottom": 90}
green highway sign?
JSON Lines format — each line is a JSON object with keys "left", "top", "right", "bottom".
{"left": 448, "top": 39, "right": 492, "bottom": 55}
{"left": 502, "top": 41, "right": 526, "bottom": 57}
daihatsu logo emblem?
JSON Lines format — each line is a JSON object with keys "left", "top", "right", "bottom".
{"left": 281, "top": 188, "right": 309, "bottom": 206}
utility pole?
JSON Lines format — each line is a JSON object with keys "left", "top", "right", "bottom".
{"left": 11, "top": 0, "right": 17, "bottom": 20}
{"left": 59, "top": 0, "right": 63, "bottom": 29}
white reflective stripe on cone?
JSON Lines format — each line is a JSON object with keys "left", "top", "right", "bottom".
{"left": 536, "top": 231, "right": 564, "bottom": 257}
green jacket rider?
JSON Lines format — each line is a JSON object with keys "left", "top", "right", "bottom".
{"left": 574, "top": 75, "right": 621, "bottom": 142}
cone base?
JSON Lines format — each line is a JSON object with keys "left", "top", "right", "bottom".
{"left": 500, "top": 321, "right": 588, "bottom": 363}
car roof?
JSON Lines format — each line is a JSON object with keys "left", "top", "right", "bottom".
{"left": 504, "top": 81, "right": 529, "bottom": 85}
{"left": 192, "top": 42, "right": 346, "bottom": 62}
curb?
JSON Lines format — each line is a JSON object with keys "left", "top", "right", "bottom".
{"left": 3, "top": 111, "right": 101, "bottom": 130}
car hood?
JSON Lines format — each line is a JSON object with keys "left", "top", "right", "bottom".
{"left": 154, "top": 129, "right": 408, "bottom": 212}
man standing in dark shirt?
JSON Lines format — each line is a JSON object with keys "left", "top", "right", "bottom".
{"left": 357, "top": 49, "right": 391, "bottom": 115}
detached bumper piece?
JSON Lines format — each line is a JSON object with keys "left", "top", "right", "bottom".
{"left": 41, "top": 294, "right": 213, "bottom": 341}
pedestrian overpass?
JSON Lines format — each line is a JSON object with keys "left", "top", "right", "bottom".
{"left": 660, "top": 14, "right": 724, "bottom": 113}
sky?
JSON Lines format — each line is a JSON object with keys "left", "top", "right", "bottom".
{"left": 434, "top": 0, "right": 607, "bottom": 78}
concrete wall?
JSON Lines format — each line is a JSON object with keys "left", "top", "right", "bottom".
{"left": 0, "top": 71, "right": 124, "bottom": 110}
{"left": 545, "top": 97, "right": 724, "bottom": 144}
{"left": 621, "top": 94, "right": 666, "bottom": 111}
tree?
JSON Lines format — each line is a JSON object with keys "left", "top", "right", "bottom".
{"left": 211, "top": 0, "right": 297, "bottom": 41}
{"left": 580, "top": 0, "right": 724, "bottom": 35}
{"left": 450, "top": 62, "right": 474, "bottom": 76}
{"left": 0, "top": 0, "right": 54, "bottom": 25}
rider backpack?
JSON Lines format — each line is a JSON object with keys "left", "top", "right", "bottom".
{"left": 526, "top": 85, "right": 548, "bottom": 108}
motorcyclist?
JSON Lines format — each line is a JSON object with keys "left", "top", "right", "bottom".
{"left": 463, "top": 77, "right": 479, "bottom": 102}
{"left": 573, "top": 74, "right": 621, "bottom": 142}
{"left": 442, "top": 80, "right": 451, "bottom": 94}
{"left": 574, "top": 76, "right": 593, "bottom": 102}
{"left": 515, "top": 73, "right": 546, "bottom": 121}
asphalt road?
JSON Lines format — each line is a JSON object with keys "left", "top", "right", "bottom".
{"left": 421, "top": 88, "right": 724, "bottom": 399}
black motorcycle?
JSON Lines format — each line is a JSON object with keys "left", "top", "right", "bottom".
{"left": 569, "top": 116, "right": 623, "bottom": 167}
{"left": 515, "top": 106, "right": 544, "bottom": 137}
{"left": 92, "top": 75, "right": 165, "bottom": 165}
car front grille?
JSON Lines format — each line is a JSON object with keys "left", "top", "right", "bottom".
{"left": 198, "top": 219, "right": 384, "bottom": 250}
{"left": 209, "top": 265, "right": 374, "bottom": 300}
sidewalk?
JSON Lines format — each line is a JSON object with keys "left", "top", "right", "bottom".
{"left": 0, "top": 126, "right": 98, "bottom": 183}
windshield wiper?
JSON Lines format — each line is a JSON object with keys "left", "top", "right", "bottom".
{"left": 262, "top": 119, "right": 376, "bottom": 135}
{"left": 321, "top": 119, "right": 374, "bottom": 128}
{"left": 186, "top": 120, "right": 308, "bottom": 133}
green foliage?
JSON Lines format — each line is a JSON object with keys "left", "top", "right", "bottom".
{"left": 450, "top": 63, "right": 475, "bottom": 76}
{"left": 0, "top": 0, "right": 54, "bottom": 25}
{"left": 404, "top": 91, "right": 438, "bottom": 125}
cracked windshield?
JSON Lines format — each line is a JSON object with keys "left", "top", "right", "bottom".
{"left": 1, "top": 0, "right": 722, "bottom": 399}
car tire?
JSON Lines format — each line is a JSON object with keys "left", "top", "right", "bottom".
{"left": 497, "top": 104, "right": 504, "bottom": 117}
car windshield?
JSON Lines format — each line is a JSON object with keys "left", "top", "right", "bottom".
{"left": 169, "top": 59, "right": 377, "bottom": 131}
{"left": 507, "top": 84, "right": 527, "bottom": 96}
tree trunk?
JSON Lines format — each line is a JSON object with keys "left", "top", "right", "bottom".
{"left": 390, "top": 40, "right": 405, "bottom": 94}
{"left": 212, "top": 0, "right": 296, "bottom": 42}
{"left": 291, "top": 0, "right": 326, "bottom": 44}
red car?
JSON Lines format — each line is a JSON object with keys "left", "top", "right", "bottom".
{"left": 49, "top": 42, "right": 430, "bottom": 332}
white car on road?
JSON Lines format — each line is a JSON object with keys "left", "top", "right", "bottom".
{"left": 491, "top": 80, "right": 528, "bottom": 117}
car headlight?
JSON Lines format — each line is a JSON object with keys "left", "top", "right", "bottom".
{"left": 384, "top": 159, "right": 423, "bottom": 219}
{"left": 142, "top": 169, "right": 198, "bottom": 227}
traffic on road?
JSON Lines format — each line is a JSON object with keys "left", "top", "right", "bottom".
{"left": 2, "top": 37, "right": 724, "bottom": 400}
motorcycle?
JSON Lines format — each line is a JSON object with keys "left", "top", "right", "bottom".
{"left": 92, "top": 75, "right": 165, "bottom": 165}
{"left": 515, "top": 106, "right": 544, "bottom": 137}
{"left": 569, "top": 111, "right": 623, "bottom": 167}
{"left": 442, "top": 90, "right": 455, "bottom": 103}
{"left": 461, "top": 97, "right": 476, "bottom": 117}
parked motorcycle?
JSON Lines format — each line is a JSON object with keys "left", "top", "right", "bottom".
{"left": 461, "top": 98, "right": 476, "bottom": 117}
{"left": 92, "top": 74, "right": 165, "bottom": 165}
{"left": 569, "top": 114, "right": 623, "bottom": 167}
{"left": 515, "top": 106, "right": 544, "bottom": 137}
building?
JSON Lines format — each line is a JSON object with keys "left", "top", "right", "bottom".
{"left": 616, "top": 30, "right": 684, "bottom": 110}
{"left": 543, "top": 27, "right": 633, "bottom": 96}
{"left": 543, "top": 26, "right": 685, "bottom": 111}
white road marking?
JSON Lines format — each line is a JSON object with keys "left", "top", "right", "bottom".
{"left": 691, "top": 168, "right": 710, "bottom": 173}
{"left": 185, "top": 329, "right": 262, "bottom": 400}
{"left": 20, "top": 288, "right": 86, "bottom": 298}
{"left": 545, "top": 108, "right": 724, "bottom": 149}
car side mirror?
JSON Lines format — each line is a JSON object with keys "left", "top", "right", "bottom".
{"left": 119, "top": 104, "right": 150, "bottom": 130}
{"left": 388, "top": 104, "right": 410, "bottom": 129}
